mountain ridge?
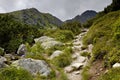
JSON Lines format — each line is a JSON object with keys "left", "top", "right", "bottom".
{"left": 66, "top": 10, "right": 97, "bottom": 24}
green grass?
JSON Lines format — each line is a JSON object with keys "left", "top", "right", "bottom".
{"left": 98, "top": 68, "right": 120, "bottom": 80}
{"left": 82, "top": 66, "right": 91, "bottom": 80}
{"left": 44, "top": 29, "right": 74, "bottom": 42}
{"left": 52, "top": 47, "right": 72, "bottom": 68}
{"left": 83, "top": 10, "right": 120, "bottom": 66}
{"left": 0, "top": 67, "right": 33, "bottom": 80}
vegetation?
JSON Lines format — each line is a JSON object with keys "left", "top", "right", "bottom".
{"left": 44, "top": 29, "right": 74, "bottom": 42}
{"left": 0, "top": 67, "right": 33, "bottom": 80}
{"left": 52, "top": 47, "right": 72, "bottom": 68}
{"left": 104, "top": 0, "right": 120, "bottom": 13}
{"left": 83, "top": 10, "right": 120, "bottom": 66}
{"left": 98, "top": 68, "right": 120, "bottom": 80}
{"left": 60, "top": 21, "right": 82, "bottom": 35}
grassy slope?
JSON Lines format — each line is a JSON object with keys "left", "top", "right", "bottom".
{"left": 83, "top": 10, "right": 120, "bottom": 66}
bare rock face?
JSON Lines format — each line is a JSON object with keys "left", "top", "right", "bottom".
{"left": 12, "top": 58, "right": 51, "bottom": 76}
{"left": 17, "top": 44, "right": 27, "bottom": 56}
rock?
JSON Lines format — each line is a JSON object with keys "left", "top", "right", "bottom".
{"left": 0, "top": 56, "right": 7, "bottom": 68}
{"left": 0, "top": 56, "right": 7, "bottom": 63}
{"left": 50, "top": 50, "right": 63, "bottom": 59}
{"left": 0, "top": 47, "right": 4, "bottom": 56}
{"left": 4, "top": 54, "right": 16, "bottom": 60}
{"left": 75, "top": 56, "right": 86, "bottom": 63}
{"left": 88, "top": 44, "right": 93, "bottom": 53}
{"left": 34, "top": 36, "right": 63, "bottom": 49}
{"left": 64, "top": 66, "right": 74, "bottom": 73}
{"left": 113, "top": 63, "right": 120, "bottom": 68}
{"left": 12, "top": 58, "right": 51, "bottom": 76}
{"left": 17, "top": 44, "right": 27, "bottom": 56}
{"left": 73, "top": 42, "right": 82, "bottom": 46}
{"left": 71, "top": 63, "right": 83, "bottom": 70}
{"left": 41, "top": 41, "right": 63, "bottom": 49}
{"left": 34, "top": 36, "right": 54, "bottom": 43}
{"left": 72, "top": 54, "right": 77, "bottom": 59}
{"left": 73, "top": 71, "right": 80, "bottom": 75}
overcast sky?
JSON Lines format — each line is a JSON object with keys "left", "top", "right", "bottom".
{"left": 0, "top": 0, "right": 112, "bottom": 21}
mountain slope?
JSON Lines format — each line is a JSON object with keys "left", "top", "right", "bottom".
{"left": 9, "top": 8, "right": 63, "bottom": 28}
{"left": 66, "top": 10, "right": 97, "bottom": 24}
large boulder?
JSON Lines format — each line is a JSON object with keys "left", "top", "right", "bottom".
{"left": 12, "top": 58, "right": 51, "bottom": 76}
{"left": 34, "top": 36, "right": 54, "bottom": 43}
{"left": 34, "top": 36, "right": 63, "bottom": 49}
{"left": 17, "top": 44, "right": 27, "bottom": 56}
{"left": 41, "top": 41, "right": 63, "bottom": 49}
{"left": 50, "top": 50, "right": 63, "bottom": 59}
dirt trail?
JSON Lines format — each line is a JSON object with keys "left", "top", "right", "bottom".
{"left": 64, "top": 29, "right": 93, "bottom": 80}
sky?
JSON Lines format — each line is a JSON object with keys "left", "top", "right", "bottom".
{"left": 0, "top": 0, "right": 112, "bottom": 21}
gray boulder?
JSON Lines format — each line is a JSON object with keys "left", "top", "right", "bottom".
{"left": 17, "top": 44, "right": 27, "bottom": 56}
{"left": 50, "top": 50, "right": 63, "bottom": 59}
{"left": 12, "top": 58, "right": 51, "bottom": 76}
{"left": 0, "top": 56, "right": 7, "bottom": 68}
{"left": 41, "top": 40, "right": 63, "bottom": 49}
{"left": 34, "top": 36, "right": 54, "bottom": 43}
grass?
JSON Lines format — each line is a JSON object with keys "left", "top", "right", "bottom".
{"left": 51, "top": 47, "right": 72, "bottom": 68}
{"left": 81, "top": 66, "right": 91, "bottom": 80}
{"left": 0, "top": 67, "right": 33, "bottom": 80}
{"left": 83, "top": 10, "right": 120, "bottom": 66}
{"left": 98, "top": 68, "right": 120, "bottom": 80}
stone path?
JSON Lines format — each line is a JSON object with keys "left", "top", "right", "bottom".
{"left": 64, "top": 29, "right": 93, "bottom": 80}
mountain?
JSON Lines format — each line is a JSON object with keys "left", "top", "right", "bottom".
{"left": 66, "top": 10, "right": 97, "bottom": 24}
{"left": 8, "top": 8, "right": 63, "bottom": 28}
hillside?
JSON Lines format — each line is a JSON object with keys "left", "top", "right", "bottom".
{"left": 9, "top": 8, "right": 63, "bottom": 28}
{"left": 83, "top": 10, "right": 120, "bottom": 80}
{"left": 66, "top": 10, "right": 97, "bottom": 24}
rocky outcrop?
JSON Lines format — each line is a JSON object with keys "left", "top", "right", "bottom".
{"left": 12, "top": 58, "right": 51, "bottom": 76}
{"left": 34, "top": 36, "right": 63, "bottom": 49}
{"left": 50, "top": 50, "right": 63, "bottom": 59}
{"left": 17, "top": 44, "right": 27, "bottom": 56}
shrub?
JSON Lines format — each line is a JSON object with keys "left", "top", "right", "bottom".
{"left": 44, "top": 29, "right": 74, "bottom": 42}
{"left": 0, "top": 67, "right": 33, "bottom": 80}
{"left": 26, "top": 43, "right": 45, "bottom": 60}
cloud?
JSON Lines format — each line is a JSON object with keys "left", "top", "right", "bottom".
{"left": 0, "top": 0, "right": 112, "bottom": 20}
